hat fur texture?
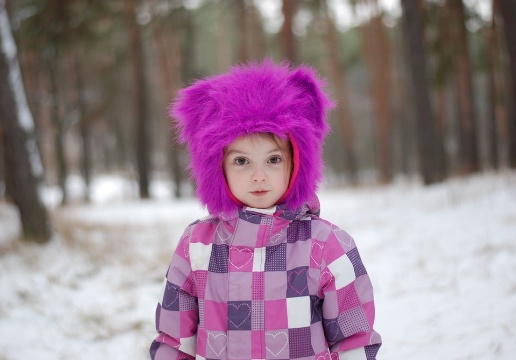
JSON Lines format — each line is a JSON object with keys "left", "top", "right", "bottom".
{"left": 172, "top": 59, "right": 334, "bottom": 215}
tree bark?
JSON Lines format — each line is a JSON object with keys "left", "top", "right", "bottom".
{"left": 400, "top": 0, "right": 445, "bottom": 184}
{"left": 485, "top": 5, "right": 503, "bottom": 169}
{"left": 152, "top": 3, "right": 184, "bottom": 198}
{"left": 235, "top": 0, "right": 248, "bottom": 63}
{"left": 248, "top": 2, "right": 266, "bottom": 60}
{"left": 180, "top": 6, "right": 195, "bottom": 84}
{"left": 427, "top": 2, "right": 450, "bottom": 175}
{"left": 74, "top": 45, "right": 92, "bottom": 202}
{"left": 321, "top": 0, "right": 357, "bottom": 183}
{"left": 390, "top": 26, "right": 414, "bottom": 176}
{"left": 214, "top": 3, "right": 232, "bottom": 72}
{"left": 125, "top": 0, "right": 150, "bottom": 198}
{"left": 46, "top": 49, "right": 68, "bottom": 204}
{"left": 280, "top": 0, "right": 298, "bottom": 63}
{"left": 497, "top": 0, "right": 516, "bottom": 168}
{"left": 359, "top": 0, "right": 393, "bottom": 183}
{"left": 448, "top": 0, "right": 480, "bottom": 174}
{"left": 0, "top": 0, "right": 51, "bottom": 242}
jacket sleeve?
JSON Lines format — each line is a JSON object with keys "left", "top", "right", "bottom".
{"left": 150, "top": 227, "right": 199, "bottom": 360}
{"left": 319, "top": 226, "right": 382, "bottom": 360}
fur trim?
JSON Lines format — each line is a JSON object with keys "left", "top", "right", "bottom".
{"left": 172, "top": 59, "right": 334, "bottom": 215}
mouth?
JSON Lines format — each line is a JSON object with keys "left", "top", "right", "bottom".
{"left": 251, "top": 190, "right": 269, "bottom": 196}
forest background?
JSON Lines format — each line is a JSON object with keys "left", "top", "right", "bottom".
{"left": 1, "top": 0, "right": 515, "bottom": 243}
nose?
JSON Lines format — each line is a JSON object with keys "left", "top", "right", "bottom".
{"left": 252, "top": 167, "right": 266, "bottom": 182}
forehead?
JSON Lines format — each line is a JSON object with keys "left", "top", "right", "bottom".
{"left": 226, "top": 133, "right": 289, "bottom": 152}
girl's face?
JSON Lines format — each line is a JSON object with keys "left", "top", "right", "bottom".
{"left": 223, "top": 134, "right": 292, "bottom": 209}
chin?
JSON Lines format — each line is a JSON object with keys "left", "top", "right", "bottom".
{"left": 247, "top": 200, "right": 275, "bottom": 209}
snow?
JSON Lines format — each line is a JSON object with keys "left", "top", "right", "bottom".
{"left": 1, "top": 171, "right": 515, "bottom": 359}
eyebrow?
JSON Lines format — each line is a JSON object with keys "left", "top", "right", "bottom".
{"left": 224, "top": 149, "right": 246, "bottom": 157}
{"left": 225, "top": 147, "right": 283, "bottom": 157}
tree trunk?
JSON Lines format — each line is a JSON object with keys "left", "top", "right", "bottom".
{"left": 125, "top": 0, "right": 150, "bottom": 198}
{"left": 0, "top": 126, "right": 4, "bottom": 194}
{"left": 390, "top": 27, "right": 414, "bottom": 176}
{"left": 485, "top": 5, "right": 504, "bottom": 169}
{"left": 321, "top": 0, "right": 357, "bottom": 183}
{"left": 180, "top": 6, "right": 195, "bottom": 84}
{"left": 448, "top": 0, "right": 480, "bottom": 174}
{"left": 235, "top": 0, "right": 265, "bottom": 62}
{"left": 152, "top": 5, "right": 184, "bottom": 198}
{"left": 46, "top": 50, "right": 68, "bottom": 204}
{"left": 359, "top": 1, "right": 393, "bottom": 183}
{"left": 74, "top": 46, "right": 92, "bottom": 202}
{"left": 434, "top": 85, "right": 449, "bottom": 170}
{"left": 248, "top": 2, "right": 266, "bottom": 60}
{"left": 235, "top": 0, "right": 248, "bottom": 63}
{"left": 0, "top": 0, "right": 51, "bottom": 242}
{"left": 427, "top": 2, "right": 450, "bottom": 175}
{"left": 280, "top": 0, "right": 298, "bottom": 63}
{"left": 400, "top": 0, "right": 445, "bottom": 184}
{"left": 214, "top": 4, "right": 232, "bottom": 72}
{"left": 497, "top": 0, "right": 516, "bottom": 169}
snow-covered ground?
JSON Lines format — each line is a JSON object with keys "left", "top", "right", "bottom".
{"left": 0, "top": 171, "right": 515, "bottom": 359}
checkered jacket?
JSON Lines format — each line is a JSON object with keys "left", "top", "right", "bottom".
{"left": 150, "top": 197, "right": 381, "bottom": 359}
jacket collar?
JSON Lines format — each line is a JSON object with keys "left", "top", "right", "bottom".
{"left": 218, "top": 194, "right": 321, "bottom": 222}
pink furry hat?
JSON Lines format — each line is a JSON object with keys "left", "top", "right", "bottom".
{"left": 171, "top": 59, "right": 334, "bottom": 215}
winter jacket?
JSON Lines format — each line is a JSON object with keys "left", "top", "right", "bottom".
{"left": 150, "top": 196, "right": 382, "bottom": 359}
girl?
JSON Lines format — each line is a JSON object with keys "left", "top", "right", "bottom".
{"left": 150, "top": 60, "right": 381, "bottom": 359}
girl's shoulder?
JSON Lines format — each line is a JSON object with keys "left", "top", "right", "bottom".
{"left": 180, "top": 214, "right": 232, "bottom": 246}
{"left": 189, "top": 213, "right": 221, "bottom": 226}
{"left": 183, "top": 215, "right": 223, "bottom": 235}
{"left": 304, "top": 213, "right": 344, "bottom": 232}
{"left": 304, "top": 214, "right": 355, "bottom": 247}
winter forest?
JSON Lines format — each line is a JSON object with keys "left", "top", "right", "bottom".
{"left": 1, "top": 0, "right": 516, "bottom": 359}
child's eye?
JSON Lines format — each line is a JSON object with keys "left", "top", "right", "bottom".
{"left": 234, "top": 157, "right": 249, "bottom": 166}
{"left": 268, "top": 156, "right": 282, "bottom": 164}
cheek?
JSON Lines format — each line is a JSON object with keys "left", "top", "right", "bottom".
{"left": 278, "top": 167, "right": 290, "bottom": 188}
{"left": 223, "top": 161, "right": 237, "bottom": 179}
{"left": 284, "top": 164, "right": 292, "bottom": 184}
{"left": 283, "top": 174, "right": 290, "bottom": 188}
{"left": 225, "top": 169, "right": 236, "bottom": 186}
{"left": 225, "top": 168, "right": 246, "bottom": 190}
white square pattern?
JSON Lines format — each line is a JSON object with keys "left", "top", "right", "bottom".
{"left": 339, "top": 347, "right": 367, "bottom": 360}
{"left": 189, "top": 243, "right": 213, "bottom": 271}
{"left": 327, "top": 254, "right": 355, "bottom": 289}
{"left": 253, "top": 247, "right": 266, "bottom": 272}
{"left": 287, "top": 296, "right": 311, "bottom": 328}
{"left": 179, "top": 334, "right": 198, "bottom": 357}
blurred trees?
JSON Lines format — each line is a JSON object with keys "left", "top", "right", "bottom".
{"left": 0, "top": 0, "right": 514, "bottom": 240}
{"left": 280, "top": 0, "right": 298, "bottom": 62}
{"left": 496, "top": 0, "right": 516, "bottom": 169}
{"left": 355, "top": 0, "right": 394, "bottom": 183}
{"left": 0, "top": 0, "right": 51, "bottom": 242}
{"left": 449, "top": 0, "right": 480, "bottom": 174}
{"left": 125, "top": 0, "right": 151, "bottom": 199}
{"left": 13, "top": 0, "right": 121, "bottom": 205}
{"left": 400, "top": 0, "right": 445, "bottom": 184}
{"left": 320, "top": 0, "right": 357, "bottom": 182}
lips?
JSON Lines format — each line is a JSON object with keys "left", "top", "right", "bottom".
{"left": 251, "top": 190, "right": 269, "bottom": 196}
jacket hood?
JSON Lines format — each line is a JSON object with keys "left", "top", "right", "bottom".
{"left": 172, "top": 59, "right": 334, "bottom": 215}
